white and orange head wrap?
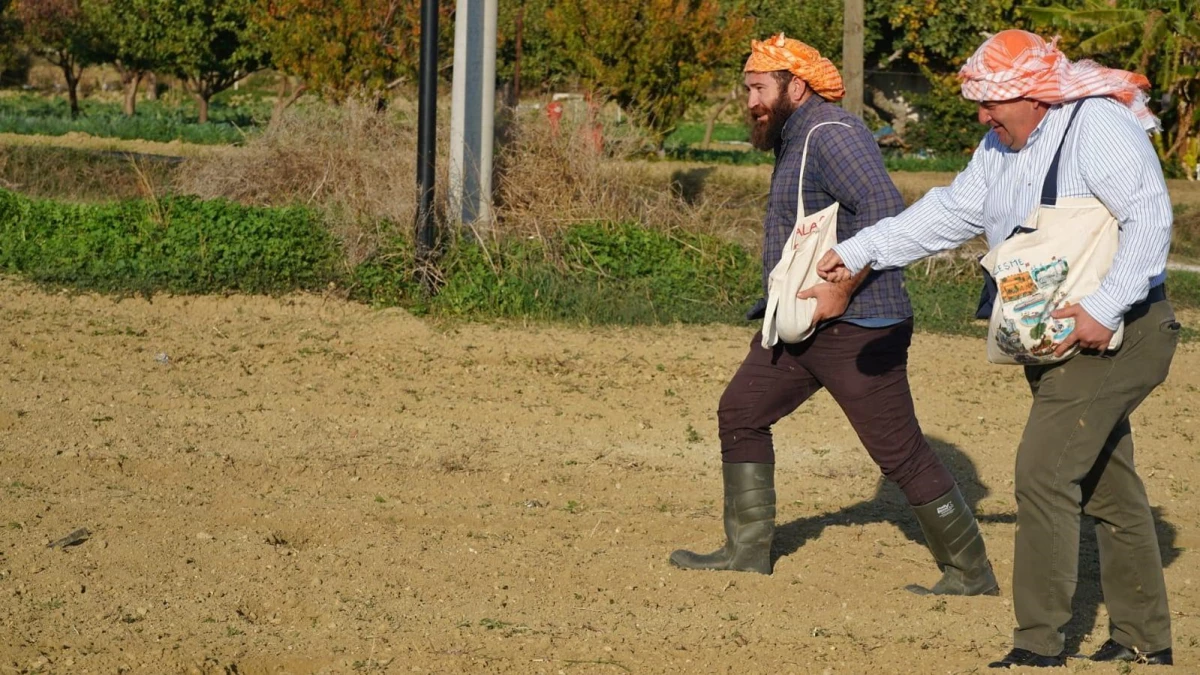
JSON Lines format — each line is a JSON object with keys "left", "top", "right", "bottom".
{"left": 958, "top": 29, "right": 1158, "bottom": 131}
{"left": 744, "top": 33, "right": 845, "bottom": 102}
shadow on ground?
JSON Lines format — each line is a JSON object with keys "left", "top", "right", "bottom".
{"left": 772, "top": 436, "right": 1180, "bottom": 654}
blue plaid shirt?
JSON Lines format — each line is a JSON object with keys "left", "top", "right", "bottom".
{"left": 762, "top": 96, "right": 913, "bottom": 322}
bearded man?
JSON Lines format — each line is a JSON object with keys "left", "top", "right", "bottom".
{"left": 669, "top": 34, "right": 999, "bottom": 598}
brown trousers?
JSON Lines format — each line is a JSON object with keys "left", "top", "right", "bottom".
{"left": 718, "top": 320, "right": 955, "bottom": 506}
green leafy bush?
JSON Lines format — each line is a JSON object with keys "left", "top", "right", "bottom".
{"left": 0, "top": 188, "right": 339, "bottom": 294}
{"left": 663, "top": 122, "right": 751, "bottom": 148}
{"left": 882, "top": 153, "right": 970, "bottom": 173}
{"left": 663, "top": 146, "right": 772, "bottom": 165}
{"left": 904, "top": 89, "right": 984, "bottom": 158}
{"left": 356, "top": 223, "right": 762, "bottom": 325}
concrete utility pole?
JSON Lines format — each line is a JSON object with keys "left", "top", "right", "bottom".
{"left": 450, "top": 0, "right": 499, "bottom": 229}
{"left": 843, "top": 0, "right": 864, "bottom": 118}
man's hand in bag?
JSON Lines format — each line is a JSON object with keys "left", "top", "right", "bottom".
{"left": 797, "top": 282, "right": 851, "bottom": 324}
{"left": 816, "top": 250, "right": 853, "bottom": 283}
{"left": 1051, "top": 304, "right": 1115, "bottom": 356}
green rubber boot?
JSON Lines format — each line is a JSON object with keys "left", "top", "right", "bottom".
{"left": 906, "top": 485, "right": 999, "bottom": 596}
{"left": 669, "top": 462, "right": 775, "bottom": 575}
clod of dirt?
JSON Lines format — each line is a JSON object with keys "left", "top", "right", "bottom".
{"left": 46, "top": 527, "right": 91, "bottom": 549}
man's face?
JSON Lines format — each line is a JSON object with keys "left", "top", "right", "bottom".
{"left": 745, "top": 71, "right": 799, "bottom": 151}
{"left": 977, "top": 98, "right": 1048, "bottom": 151}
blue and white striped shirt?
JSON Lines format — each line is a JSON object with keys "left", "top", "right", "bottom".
{"left": 834, "top": 97, "right": 1172, "bottom": 330}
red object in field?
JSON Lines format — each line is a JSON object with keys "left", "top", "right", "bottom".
{"left": 585, "top": 92, "right": 603, "bottom": 153}
{"left": 590, "top": 124, "right": 604, "bottom": 153}
{"left": 546, "top": 101, "right": 564, "bottom": 137}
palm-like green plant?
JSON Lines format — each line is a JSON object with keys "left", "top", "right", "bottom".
{"left": 1020, "top": 0, "right": 1200, "bottom": 176}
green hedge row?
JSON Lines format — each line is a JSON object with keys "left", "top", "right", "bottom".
{"left": 661, "top": 122, "right": 973, "bottom": 172}
{"left": 354, "top": 222, "right": 763, "bottom": 325}
{"left": 0, "top": 189, "right": 340, "bottom": 294}
{"left": 0, "top": 188, "right": 763, "bottom": 323}
{"left": 0, "top": 187, "right": 1195, "bottom": 341}
{"left": 661, "top": 145, "right": 972, "bottom": 172}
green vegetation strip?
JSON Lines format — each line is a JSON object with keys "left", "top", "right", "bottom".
{"left": 0, "top": 189, "right": 338, "bottom": 294}
{"left": 0, "top": 95, "right": 258, "bottom": 145}
{"left": 0, "top": 188, "right": 1195, "bottom": 341}
{"left": 353, "top": 222, "right": 763, "bottom": 325}
{"left": 662, "top": 122, "right": 972, "bottom": 172}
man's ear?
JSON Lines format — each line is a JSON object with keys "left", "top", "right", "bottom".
{"left": 789, "top": 76, "right": 808, "bottom": 104}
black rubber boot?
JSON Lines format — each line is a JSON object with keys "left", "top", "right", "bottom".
{"left": 669, "top": 462, "right": 775, "bottom": 574}
{"left": 905, "top": 485, "right": 999, "bottom": 596}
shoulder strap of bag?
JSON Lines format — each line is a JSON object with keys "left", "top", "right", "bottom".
{"left": 797, "top": 121, "right": 852, "bottom": 217}
{"left": 977, "top": 100, "right": 1090, "bottom": 320}
{"left": 1039, "top": 99, "right": 1087, "bottom": 206}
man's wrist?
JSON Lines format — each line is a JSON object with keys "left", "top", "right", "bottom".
{"left": 830, "top": 273, "right": 860, "bottom": 297}
{"left": 832, "top": 239, "right": 872, "bottom": 274}
{"left": 1078, "top": 295, "right": 1123, "bottom": 332}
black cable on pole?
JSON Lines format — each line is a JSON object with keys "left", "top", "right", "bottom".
{"left": 415, "top": 0, "right": 439, "bottom": 268}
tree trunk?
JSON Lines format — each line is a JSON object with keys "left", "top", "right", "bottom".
{"left": 196, "top": 94, "right": 209, "bottom": 124}
{"left": 868, "top": 86, "right": 911, "bottom": 138}
{"left": 701, "top": 87, "right": 737, "bottom": 148}
{"left": 65, "top": 72, "right": 80, "bottom": 118}
{"left": 146, "top": 72, "right": 159, "bottom": 101}
{"left": 842, "top": 0, "right": 864, "bottom": 117}
{"left": 122, "top": 71, "right": 143, "bottom": 117}
{"left": 1166, "top": 99, "right": 1195, "bottom": 174}
{"left": 511, "top": 3, "right": 524, "bottom": 107}
{"left": 59, "top": 54, "right": 81, "bottom": 119}
{"left": 269, "top": 78, "right": 307, "bottom": 130}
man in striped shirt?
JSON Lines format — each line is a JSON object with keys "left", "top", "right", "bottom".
{"left": 820, "top": 30, "right": 1180, "bottom": 668}
{"left": 670, "top": 34, "right": 999, "bottom": 599}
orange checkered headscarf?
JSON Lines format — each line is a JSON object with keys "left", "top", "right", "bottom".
{"left": 744, "top": 34, "right": 845, "bottom": 102}
{"left": 959, "top": 30, "right": 1158, "bottom": 131}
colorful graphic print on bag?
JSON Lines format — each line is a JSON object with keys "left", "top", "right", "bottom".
{"left": 990, "top": 256, "right": 1076, "bottom": 363}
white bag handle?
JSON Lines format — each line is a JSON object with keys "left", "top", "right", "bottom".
{"left": 795, "top": 122, "right": 851, "bottom": 218}
{"left": 761, "top": 121, "right": 851, "bottom": 348}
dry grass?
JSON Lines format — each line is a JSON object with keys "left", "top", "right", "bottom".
{"left": 492, "top": 109, "right": 765, "bottom": 247}
{"left": 61, "top": 95, "right": 1200, "bottom": 267}
{"left": 176, "top": 98, "right": 770, "bottom": 264}
{"left": 1173, "top": 206, "right": 1200, "bottom": 263}
{"left": 0, "top": 144, "right": 178, "bottom": 202}
{"left": 176, "top": 97, "right": 426, "bottom": 267}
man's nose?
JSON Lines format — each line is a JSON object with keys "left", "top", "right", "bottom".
{"left": 977, "top": 107, "right": 991, "bottom": 125}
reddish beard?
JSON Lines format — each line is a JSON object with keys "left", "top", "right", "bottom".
{"left": 747, "top": 97, "right": 797, "bottom": 151}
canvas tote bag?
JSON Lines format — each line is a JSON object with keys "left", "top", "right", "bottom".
{"left": 978, "top": 102, "right": 1125, "bottom": 365}
{"left": 761, "top": 121, "right": 849, "bottom": 348}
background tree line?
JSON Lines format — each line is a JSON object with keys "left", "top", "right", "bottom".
{"left": 0, "top": 0, "right": 1196, "bottom": 174}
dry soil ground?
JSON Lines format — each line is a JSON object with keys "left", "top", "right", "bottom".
{"left": 1, "top": 278, "right": 1199, "bottom": 675}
